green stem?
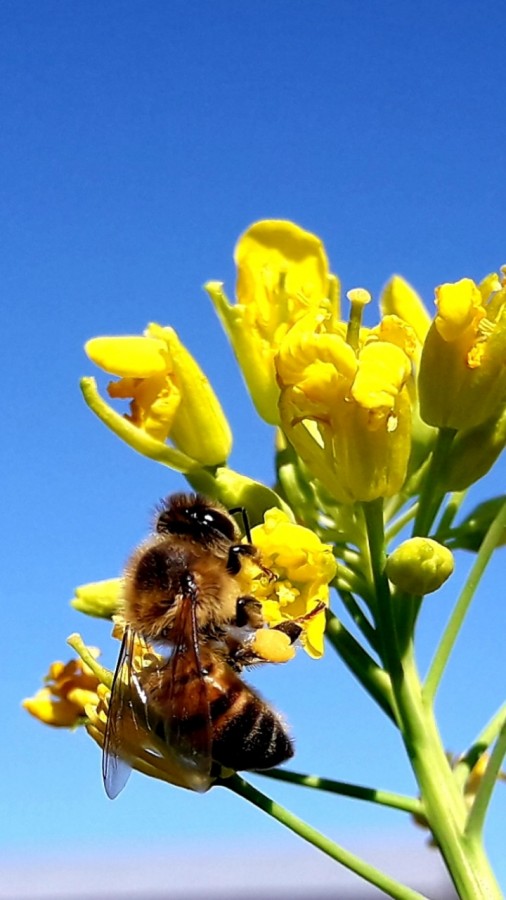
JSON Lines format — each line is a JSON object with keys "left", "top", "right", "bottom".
{"left": 412, "top": 427, "right": 457, "bottom": 537}
{"left": 257, "top": 767, "right": 422, "bottom": 815}
{"left": 464, "top": 720, "right": 506, "bottom": 842}
{"left": 80, "top": 377, "right": 196, "bottom": 472}
{"left": 362, "top": 499, "right": 403, "bottom": 684}
{"left": 423, "top": 497, "right": 506, "bottom": 704}
{"left": 336, "top": 588, "right": 378, "bottom": 651}
{"left": 325, "top": 610, "right": 395, "bottom": 723}
{"left": 388, "top": 645, "right": 502, "bottom": 899}
{"left": 67, "top": 632, "right": 114, "bottom": 688}
{"left": 364, "top": 505, "right": 502, "bottom": 899}
{"left": 224, "top": 775, "right": 427, "bottom": 900}
{"left": 434, "top": 491, "right": 467, "bottom": 540}
{"left": 385, "top": 501, "right": 419, "bottom": 543}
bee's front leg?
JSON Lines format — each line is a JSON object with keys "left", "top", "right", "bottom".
{"left": 235, "top": 595, "right": 264, "bottom": 630}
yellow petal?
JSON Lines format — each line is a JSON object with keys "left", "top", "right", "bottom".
{"left": 235, "top": 220, "right": 330, "bottom": 323}
{"left": 381, "top": 276, "right": 430, "bottom": 344}
{"left": 434, "top": 279, "right": 483, "bottom": 342}
{"left": 352, "top": 342, "right": 411, "bottom": 411}
{"left": 22, "top": 689, "right": 82, "bottom": 727}
{"left": 85, "top": 336, "right": 170, "bottom": 377}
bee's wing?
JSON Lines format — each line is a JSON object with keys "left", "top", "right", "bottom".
{"left": 160, "top": 581, "right": 214, "bottom": 792}
{"left": 102, "top": 626, "right": 148, "bottom": 799}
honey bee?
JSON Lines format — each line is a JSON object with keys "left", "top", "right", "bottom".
{"left": 103, "top": 492, "right": 294, "bottom": 798}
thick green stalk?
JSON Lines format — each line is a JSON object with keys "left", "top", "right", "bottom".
{"left": 225, "top": 775, "right": 427, "bottom": 900}
{"left": 390, "top": 646, "right": 502, "bottom": 900}
{"left": 362, "top": 503, "right": 502, "bottom": 899}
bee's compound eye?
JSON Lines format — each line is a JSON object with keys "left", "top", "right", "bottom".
{"left": 199, "top": 509, "right": 236, "bottom": 541}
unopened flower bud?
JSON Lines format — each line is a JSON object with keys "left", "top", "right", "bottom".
{"left": 386, "top": 538, "right": 454, "bottom": 595}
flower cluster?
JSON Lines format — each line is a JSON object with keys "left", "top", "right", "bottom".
{"left": 25, "top": 219, "right": 506, "bottom": 889}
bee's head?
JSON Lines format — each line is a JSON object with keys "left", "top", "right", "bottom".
{"left": 154, "top": 493, "right": 238, "bottom": 545}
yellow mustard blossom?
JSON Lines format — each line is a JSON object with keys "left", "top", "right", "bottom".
{"left": 23, "top": 655, "right": 101, "bottom": 727}
{"left": 276, "top": 309, "right": 414, "bottom": 503}
{"left": 385, "top": 537, "right": 454, "bottom": 595}
{"left": 206, "top": 220, "right": 338, "bottom": 424}
{"left": 243, "top": 507, "right": 337, "bottom": 659}
{"left": 85, "top": 323, "right": 232, "bottom": 467}
{"left": 71, "top": 577, "right": 122, "bottom": 619}
{"left": 418, "top": 271, "right": 506, "bottom": 430}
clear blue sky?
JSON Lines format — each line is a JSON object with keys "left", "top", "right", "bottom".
{"left": 3, "top": 1, "right": 506, "bottom": 896}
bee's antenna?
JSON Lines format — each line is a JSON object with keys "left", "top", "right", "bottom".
{"left": 228, "top": 506, "right": 252, "bottom": 542}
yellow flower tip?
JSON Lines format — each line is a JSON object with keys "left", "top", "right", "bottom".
{"left": 22, "top": 689, "right": 84, "bottom": 728}
{"left": 23, "top": 653, "right": 103, "bottom": 729}
{"left": 386, "top": 538, "right": 454, "bottom": 595}
{"left": 85, "top": 324, "right": 232, "bottom": 466}
{"left": 381, "top": 275, "right": 430, "bottom": 344}
{"left": 433, "top": 278, "right": 483, "bottom": 342}
{"left": 85, "top": 335, "right": 170, "bottom": 377}
{"left": 419, "top": 269, "right": 506, "bottom": 431}
{"left": 251, "top": 628, "right": 296, "bottom": 663}
{"left": 346, "top": 288, "right": 372, "bottom": 307}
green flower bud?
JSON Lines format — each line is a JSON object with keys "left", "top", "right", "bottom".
{"left": 386, "top": 538, "right": 454, "bottom": 595}
{"left": 71, "top": 578, "right": 122, "bottom": 619}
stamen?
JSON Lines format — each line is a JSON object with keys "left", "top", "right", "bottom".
{"left": 346, "top": 288, "right": 372, "bottom": 352}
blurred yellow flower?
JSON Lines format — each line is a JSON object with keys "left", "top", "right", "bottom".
{"left": 23, "top": 655, "right": 100, "bottom": 727}
{"left": 206, "top": 219, "right": 338, "bottom": 424}
{"left": 419, "top": 271, "right": 506, "bottom": 430}
{"left": 85, "top": 323, "right": 232, "bottom": 467}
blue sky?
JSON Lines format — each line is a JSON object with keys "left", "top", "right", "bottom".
{"left": 3, "top": 1, "right": 506, "bottom": 896}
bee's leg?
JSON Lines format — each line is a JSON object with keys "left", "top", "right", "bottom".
{"left": 235, "top": 595, "right": 264, "bottom": 629}
{"left": 225, "top": 543, "right": 256, "bottom": 575}
{"left": 226, "top": 543, "right": 275, "bottom": 582}
{"left": 274, "top": 601, "right": 327, "bottom": 644}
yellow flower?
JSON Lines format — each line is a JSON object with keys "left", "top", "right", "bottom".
{"left": 418, "top": 271, "right": 506, "bottom": 430}
{"left": 245, "top": 508, "right": 337, "bottom": 658}
{"left": 85, "top": 323, "right": 232, "bottom": 468}
{"left": 276, "top": 311, "right": 413, "bottom": 503}
{"left": 23, "top": 655, "right": 101, "bottom": 727}
{"left": 206, "top": 220, "right": 338, "bottom": 424}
